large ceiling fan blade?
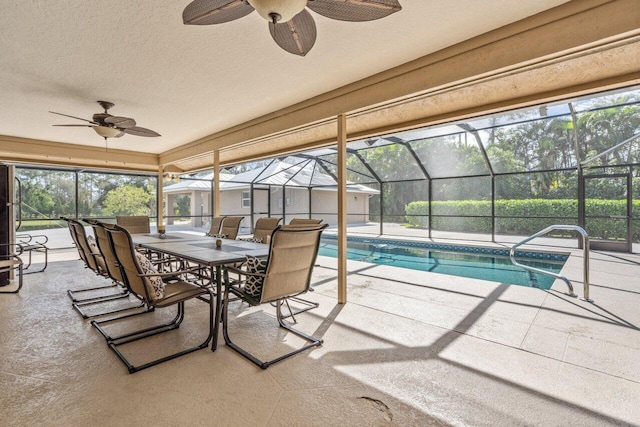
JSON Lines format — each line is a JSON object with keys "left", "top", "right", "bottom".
{"left": 123, "top": 126, "right": 161, "bottom": 137}
{"left": 104, "top": 116, "right": 136, "bottom": 128}
{"left": 52, "top": 124, "right": 94, "bottom": 127}
{"left": 49, "top": 111, "right": 97, "bottom": 124}
{"left": 307, "top": 0, "right": 402, "bottom": 22}
{"left": 183, "top": 0, "right": 254, "bottom": 25}
{"left": 269, "top": 9, "right": 317, "bottom": 56}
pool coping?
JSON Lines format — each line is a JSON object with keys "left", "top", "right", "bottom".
{"left": 321, "top": 233, "right": 570, "bottom": 262}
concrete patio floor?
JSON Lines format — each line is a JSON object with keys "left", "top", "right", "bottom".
{"left": 1, "top": 242, "right": 639, "bottom": 426}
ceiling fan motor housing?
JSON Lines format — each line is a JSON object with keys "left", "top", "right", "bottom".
{"left": 248, "top": 0, "right": 307, "bottom": 23}
{"left": 92, "top": 113, "right": 112, "bottom": 125}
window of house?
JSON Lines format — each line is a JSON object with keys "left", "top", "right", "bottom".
{"left": 241, "top": 190, "right": 251, "bottom": 208}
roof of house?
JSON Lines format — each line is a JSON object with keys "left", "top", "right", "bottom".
{"left": 163, "top": 160, "right": 378, "bottom": 194}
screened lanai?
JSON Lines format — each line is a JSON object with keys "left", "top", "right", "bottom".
{"left": 169, "top": 84, "right": 638, "bottom": 253}
{"left": 11, "top": 84, "right": 640, "bottom": 254}
{"left": 4, "top": 2, "right": 640, "bottom": 425}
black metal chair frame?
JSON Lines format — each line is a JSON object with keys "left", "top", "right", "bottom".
{"left": 16, "top": 233, "right": 48, "bottom": 274}
{"left": 222, "top": 224, "right": 327, "bottom": 370}
{"left": 92, "top": 223, "right": 216, "bottom": 373}
{"left": 279, "top": 296, "right": 319, "bottom": 322}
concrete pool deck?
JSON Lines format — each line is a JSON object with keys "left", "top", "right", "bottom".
{"left": 1, "top": 241, "right": 639, "bottom": 425}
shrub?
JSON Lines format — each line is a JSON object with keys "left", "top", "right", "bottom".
{"left": 405, "top": 199, "right": 640, "bottom": 240}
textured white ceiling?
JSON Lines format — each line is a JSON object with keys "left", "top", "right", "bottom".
{"left": 0, "top": 0, "right": 569, "bottom": 154}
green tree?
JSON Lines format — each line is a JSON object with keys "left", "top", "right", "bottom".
{"left": 78, "top": 172, "right": 157, "bottom": 217}
{"left": 353, "top": 144, "right": 430, "bottom": 222}
{"left": 17, "top": 169, "right": 75, "bottom": 218}
{"left": 175, "top": 195, "right": 191, "bottom": 217}
{"left": 20, "top": 180, "right": 55, "bottom": 219}
{"left": 102, "top": 185, "right": 151, "bottom": 216}
{"left": 577, "top": 97, "right": 640, "bottom": 166}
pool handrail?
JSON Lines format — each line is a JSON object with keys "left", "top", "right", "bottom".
{"left": 510, "top": 225, "right": 591, "bottom": 302}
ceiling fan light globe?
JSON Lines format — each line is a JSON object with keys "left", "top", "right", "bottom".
{"left": 248, "top": 0, "right": 306, "bottom": 23}
{"left": 93, "top": 125, "right": 122, "bottom": 138}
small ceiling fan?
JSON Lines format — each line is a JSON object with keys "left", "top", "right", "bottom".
{"left": 49, "top": 101, "right": 161, "bottom": 140}
{"left": 183, "top": 0, "right": 402, "bottom": 56}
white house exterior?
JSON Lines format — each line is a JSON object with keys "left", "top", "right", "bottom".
{"left": 163, "top": 160, "right": 378, "bottom": 229}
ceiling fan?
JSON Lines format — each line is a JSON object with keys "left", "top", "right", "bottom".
{"left": 182, "top": 0, "right": 402, "bottom": 56}
{"left": 49, "top": 101, "right": 161, "bottom": 140}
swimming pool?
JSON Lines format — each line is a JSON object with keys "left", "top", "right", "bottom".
{"left": 318, "top": 237, "right": 567, "bottom": 289}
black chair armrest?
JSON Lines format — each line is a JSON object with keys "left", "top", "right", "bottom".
{"left": 137, "top": 266, "right": 202, "bottom": 278}
{"left": 223, "top": 264, "right": 265, "bottom": 280}
{"left": 17, "top": 234, "right": 49, "bottom": 247}
{"left": 28, "top": 234, "right": 49, "bottom": 245}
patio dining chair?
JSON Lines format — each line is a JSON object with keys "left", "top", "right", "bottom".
{"left": 116, "top": 215, "right": 164, "bottom": 261}
{"left": 206, "top": 216, "right": 227, "bottom": 237}
{"left": 240, "top": 217, "right": 282, "bottom": 243}
{"left": 116, "top": 215, "right": 151, "bottom": 234}
{"left": 79, "top": 219, "right": 155, "bottom": 319}
{"left": 217, "top": 216, "right": 244, "bottom": 240}
{"left": 93, "top": 223, "right": 215, "bottom": 373}
{"left": 0, "top": 244, "right": 24, "bottom": 294}
{"left": 62, "top": 218, "right": 125, "bottom": 301}
{"left": 222, "top": 223, "right": 327, "bottom": 369}
{"left": 65, "top": 218, "right": 133, "bottom": 318}
{"left": 282, "top": 219, "right": 324, "bottom": 319}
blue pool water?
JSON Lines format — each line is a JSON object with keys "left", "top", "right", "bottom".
{"left": 318, "top": 238, "right": 567, "bottom": 289}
